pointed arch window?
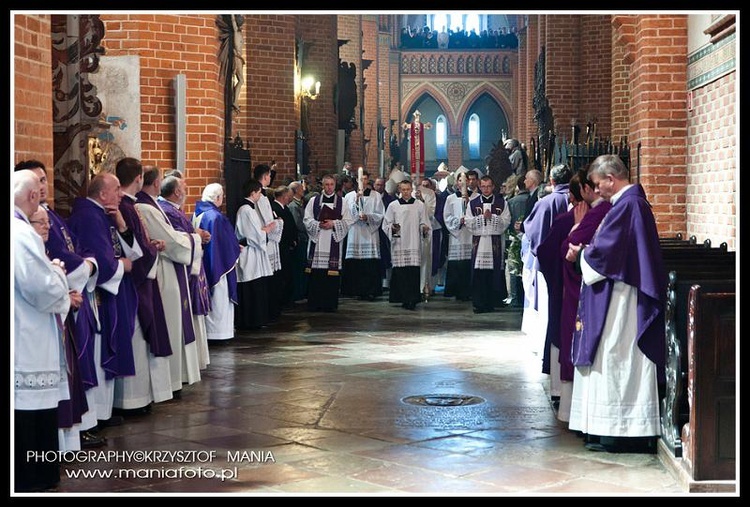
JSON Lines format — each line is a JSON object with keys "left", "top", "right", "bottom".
{"left": 436, "top": 115, "right": 447, "bottom": 159}
{"left": 468, "top": 113, "right": 480, "bottom": 159}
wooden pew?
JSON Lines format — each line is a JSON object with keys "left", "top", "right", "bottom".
{"left": 659, "top": 245, "right": 735, "bottom": 459}
{"left": 680, "top": 283, "right": 736, "bottom": 481}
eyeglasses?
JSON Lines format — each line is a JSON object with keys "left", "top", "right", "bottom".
{"left": 30, "top": 220, "right": 51, "bottom": 227}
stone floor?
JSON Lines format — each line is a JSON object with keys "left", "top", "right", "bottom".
{"left": 51, "top": 296, "right": 697, "bottom": 496}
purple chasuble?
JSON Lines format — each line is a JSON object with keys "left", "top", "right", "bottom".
{"left": 572, "top": 184, "right": 667, "bottom": 386}
{"left": 120, "top": 195, "right": 173, "bottom": 357}
{"left": 536, "top": 209, "right": 574, "bottom": 375}
{"left": 468, "top": 193, "right": 505, "bottom": 292}
{"left": 558, "top": 200, "right": 612, "bottom": 381}
{"left": 523, "top": 184, "right": 570, "bottom": 256}
{"left": 67, "top": 197, "right": 137, "bottom": 379}
{"left": 44, "top": 206, "right": 98, "bottom": 389}
{"left": 193, "top": 200, "right": 241, "bottom": 304}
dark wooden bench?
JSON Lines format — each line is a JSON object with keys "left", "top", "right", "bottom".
{"left": 659, "top": 245, "right": 735, "bottom": 459}
{"left": 659, "top": 233, "right": 697, "bottom": 246}
{"left": 680, "top": 283, "right": 736, "bottom": 481}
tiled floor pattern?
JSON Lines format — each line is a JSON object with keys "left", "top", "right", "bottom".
{"left": 49, "top": 297, "right": 694, "bottom": 496}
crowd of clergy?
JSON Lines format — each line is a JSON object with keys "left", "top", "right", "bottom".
{"left": 13, "top": 147, "right": 666, "bottom": 492}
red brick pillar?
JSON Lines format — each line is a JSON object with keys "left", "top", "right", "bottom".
{"left": 612, "top": 15, "right": 636, "bottom": 144}
{"left": 629, "top": 15, "right": 688, "bottom": 236}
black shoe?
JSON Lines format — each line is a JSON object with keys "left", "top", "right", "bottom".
{"left": 97, "top": 415, "right": 124, "bottom": 428}
{"left": 172, "top": 389, "right": 182, "bottom": 400}
{"left": 114, "top": 404, "right": 152, "bottom": 417}
{"left": 80, "top": 430, "right": 107, "bottom": 449}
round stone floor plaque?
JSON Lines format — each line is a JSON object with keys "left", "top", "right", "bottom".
{"left": 402, "top": 394, "right": 485, "bottom": 407}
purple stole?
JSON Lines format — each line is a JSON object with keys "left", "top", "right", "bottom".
{"left": 45, "top": 206, "right": 98, "bottom": 390}
{"left": 572, "top": 185, "right": 667, "bottom": 386}
{"left": 67, "top": 197, "right": 137, "bottom": 380}
{"left": 468, "top": 193, "right": 505, "bottom": 291}
{"left": 158, "top": 198, "right": 212, "bottom": 317}
{"left": 137, "top": 193, "right": 195, "bottom": 346}
{"left": 558, "top": 200, "right": 612, "bottom": 381}
{"left": 120, "top": 195, "right": 173, "bottom": 357}
{"left": 308, "top": 194, "right": 344, "bottom": 274}
{"left": 193, "top": 200, "right": 241, "bottom": 304}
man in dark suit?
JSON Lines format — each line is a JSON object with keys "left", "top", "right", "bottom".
{"left": 272, "top": 185, "right": 298, "bottom": 309}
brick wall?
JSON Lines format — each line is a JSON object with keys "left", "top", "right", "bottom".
{"left": 611, "top": 15, "right": 636, "bottom": 143}
{"left": 629, "top": 15, "right": 688, "bottom": 237}
{"left": 545, "top": 15, "right": 581, "bottom": 138}
{"left": 242, "top": 15, "right": 297, "bottom": 188}
{"left": 377, "top": 30, "right": 394, "bottom": 177}
{"left": 362, "top": 17, "right": 379, "bottom": 174}
{"left": 13, "top": 14, "right": 54, "bottom": 197}
{"left": 101, "top": 14, "right": 224, "bottom": 214}
{"left": 338, "top": 15, "right": 363, "bottom": 169}
{"left": 580, "top": 16, "right": 612, "bottom": 138}
{"left": 687, "top": 72, "right": 736, "bottom": 250}
{"left": 298, "top": 15, "right": 339, "bottom": 178}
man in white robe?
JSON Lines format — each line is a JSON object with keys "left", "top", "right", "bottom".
{"left": 442, "top": 169, "right": 475, "bottom": 302}
{"left": 253, "top": 165, "right": 284, "bottom": 320}
{"left": 13, "top": 170, "right": 71, "bottom": 492}
{"left": 464, "top": 175, "right": 511, "bottom": 313}
{"left": 234, "top": 178, "right": 275, "bottom": 329}
{"left": 343, "top": 170, "right": 384, "bottom": 300}
{"left": 382, "top": 179, "right": 430, "bottom": 310}
{"left": 304, "top": 174, "right": 354, "bottom": 312}
{"left": 135, "top": 167, "right": 202, "bottom": 397}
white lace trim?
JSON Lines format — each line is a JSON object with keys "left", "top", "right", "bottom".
{"left": 15, "top": 370, "right": 62, "bottom": 390}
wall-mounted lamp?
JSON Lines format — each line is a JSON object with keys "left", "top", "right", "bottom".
{"left": 300, "top": 76, "right": 321, "bottom": 101}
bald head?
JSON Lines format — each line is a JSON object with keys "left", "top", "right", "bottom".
{"left": 88, "top": 172, "right": 122, "bottom": 208}
{"left": 13, "top": 170, "right": 41, "bottom": 218}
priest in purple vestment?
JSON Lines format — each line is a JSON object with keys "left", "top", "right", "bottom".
{"left": 566, "top": 154, "right": 665, "bottom": 452}
{"left": 158, "top": 175, "right": 212, "bottom": 369}
{"left": 67, "top": 172, "right": 140, "bottom": 424}
{"left": 555, "top": 171, "right": 612, "bottom": 422}
{"left": 115, "top": 158, "right": 175, "bottom": 411}
{"left": 193, "top": 183, "right": 241, "bottom": 341}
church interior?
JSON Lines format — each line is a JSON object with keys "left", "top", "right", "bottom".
{"left": 12, "top": 11, "right": 737, "bottom": 496}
